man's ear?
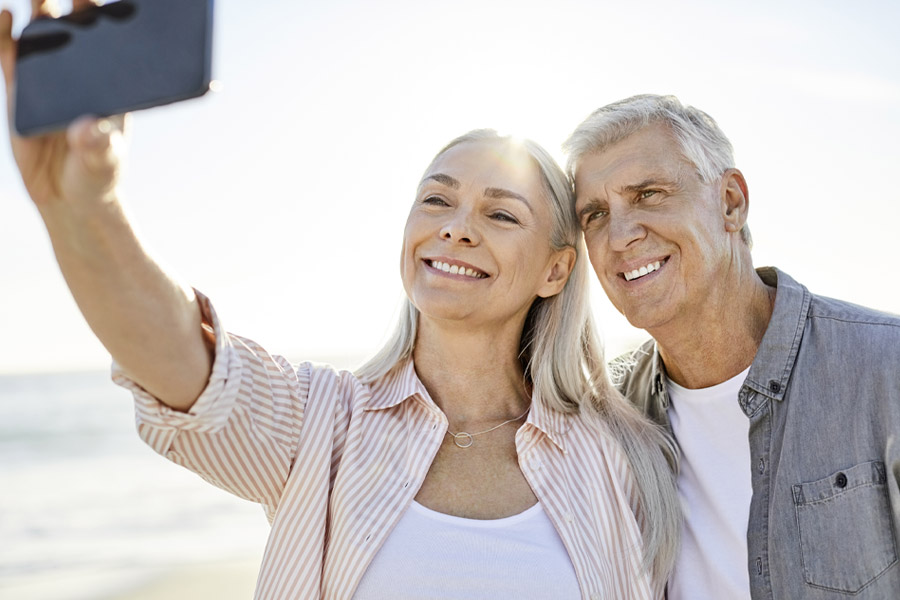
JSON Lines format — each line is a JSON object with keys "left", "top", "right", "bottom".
{"left": 538, "top": 246, "right": 577, "bottom": 299}
{"left": 721, "top": 168, "right": 749, "bottom": 234}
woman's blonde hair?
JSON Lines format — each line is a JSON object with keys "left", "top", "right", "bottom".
{"left": 356, "top": 130, "right": 680, "bottom": 581}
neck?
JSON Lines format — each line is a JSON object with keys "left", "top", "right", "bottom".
{"left": 413, "top": 316, "right": 531, "bottom": 424}
{"left": 652, "top": 262, "right": 775, "bottom": 389}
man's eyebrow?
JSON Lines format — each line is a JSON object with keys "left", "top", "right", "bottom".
{"left": 484, "top": 187, "right": 534, "bottom": 214}
{"left": 621, "top": 177, "right": 677, "bottom": 193}
{"left": 422, "top": 173, "right": 460, "bottom": 189}
{"left": 577, "top": 199, "right": 604, "bottom": 220}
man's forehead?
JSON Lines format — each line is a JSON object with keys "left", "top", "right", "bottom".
{"left": 574, "top": 131, "right": 693, "bottom": 194}
{"left": 574, "top": 155, "right": 686, "bottom": 194}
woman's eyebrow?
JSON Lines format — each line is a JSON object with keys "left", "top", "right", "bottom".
{"left": 420, "top": 176, "right": 533, "bottom": 214}
{"left": 484, "top": 187, "right": 534, "bottom": 214}
{"left": 421, "top": 173, "right": 460, "bottom": 188}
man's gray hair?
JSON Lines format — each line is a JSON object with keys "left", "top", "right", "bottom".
{"left": 563, "top": 94, "right": 752, "bottom": 247}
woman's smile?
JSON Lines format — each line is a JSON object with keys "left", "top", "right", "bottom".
{"left": 423, "top": 257, "right": 489, "bottom": 279}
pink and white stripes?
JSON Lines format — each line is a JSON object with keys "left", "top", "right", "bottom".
{"left": 114, "top": 296, "right": 662, "bottom": 599}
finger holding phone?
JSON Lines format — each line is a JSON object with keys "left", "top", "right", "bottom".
{"left": 1, "top": 0, "right": 125, "bottom": 211}
{"left": 0, "top": 0, "right": 212, "bottom": 411}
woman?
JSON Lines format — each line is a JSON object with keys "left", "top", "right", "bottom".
{"left": 2, "top": 7, "right": 678, "bottom": 599}
{"left": 123, "top": 131, "right": 680, "bottom": 600}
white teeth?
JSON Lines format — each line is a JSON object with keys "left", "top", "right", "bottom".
{"left": 429, "top": 260, "right": 485, "bottom": 279}
{"left": 624, "top": 260, "right": 662, "bottom": 282}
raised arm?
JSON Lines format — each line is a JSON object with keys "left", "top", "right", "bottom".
{"left": 1, "top": 0, "right": 212, "bottom": 410}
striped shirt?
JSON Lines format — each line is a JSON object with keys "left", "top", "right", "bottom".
{"left": 113, "top": 295, "right": 662, "bottom": 599}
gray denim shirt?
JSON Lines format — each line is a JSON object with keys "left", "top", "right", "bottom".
{"left": 615, "top": 267, "right": 900, "bottom": 599}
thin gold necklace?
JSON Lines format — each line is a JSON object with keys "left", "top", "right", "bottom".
{"left": 445, "top": 405, "right": 531, "bottom": 448}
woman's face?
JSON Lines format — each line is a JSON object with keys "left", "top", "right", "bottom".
{"left": 400, "top": 140, "right": 572, "bottom": 329}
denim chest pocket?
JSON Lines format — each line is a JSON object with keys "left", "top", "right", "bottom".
{"left": 792, "top": 460, "right": 898, "bottom": 594}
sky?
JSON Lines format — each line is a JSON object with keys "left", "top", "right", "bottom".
{"left": 1, "top": 0, "right": 898, "bottom": 374}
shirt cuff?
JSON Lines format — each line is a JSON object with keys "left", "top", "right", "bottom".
{"left": 111, "top": 290, "right": 242, "bottom": 433}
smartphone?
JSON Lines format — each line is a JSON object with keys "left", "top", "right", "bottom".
{"left": 14, "top": 0, "right": 214, "bottom": 136}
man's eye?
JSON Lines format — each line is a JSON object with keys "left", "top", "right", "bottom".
{"left": 422, "top": 196, "right": 449, "bottom": 206}
{"left": 584, "top": 210, "right": 608, "bottom": 225}
{"left": 639, "top": 190, "right": 658, "bottom": 200}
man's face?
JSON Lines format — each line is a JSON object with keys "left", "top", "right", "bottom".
{"left": 573, "top": 123, "right": 734, "bottom": 335}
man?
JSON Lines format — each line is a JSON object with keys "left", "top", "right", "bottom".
{"left": 564, "top": 95, "right": 900, "bottom": 599}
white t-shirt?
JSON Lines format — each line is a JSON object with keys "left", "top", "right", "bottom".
{"left": 666, "top": 367, "right": 752, "bottom": 600}
{"left": 353, "top": 501, "right": 581, "bottom": 599}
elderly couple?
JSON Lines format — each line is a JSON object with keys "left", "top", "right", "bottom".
{"left": 3, "top": 4, "right": 899, "bottom": 600}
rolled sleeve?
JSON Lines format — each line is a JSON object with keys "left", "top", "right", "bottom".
{"left": 112, "top": 291, "right": 243, "bottom": 433}
{"left": 110, "top": 292, "right": 323, "bottom": 511}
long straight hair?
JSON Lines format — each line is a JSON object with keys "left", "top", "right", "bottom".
{"left": 356, "top": 130, "right": 680, "bottom": 582}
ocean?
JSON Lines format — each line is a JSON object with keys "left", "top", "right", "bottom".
{"left": 0, "top": 370, "right": 270, "bottom": 599}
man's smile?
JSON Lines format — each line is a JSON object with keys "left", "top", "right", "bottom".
{"left": 620, "top": 258, "right": 668, "bottom": 282}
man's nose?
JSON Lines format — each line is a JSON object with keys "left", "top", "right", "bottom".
{"left": 607, "top": 208, "right": 646, "bottom": 252}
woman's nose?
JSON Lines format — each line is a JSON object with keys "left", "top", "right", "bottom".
{"left": 439, "top": 211, "right": 479, "bottom": 245}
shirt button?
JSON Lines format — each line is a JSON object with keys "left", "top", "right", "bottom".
{"left": 523, "top": 431, "right": 533, "bottom": 442}
{"left": 531, "top": 459, "right": 543, "bottom": 471}
{"left": 835, "top": 472, "right": 848, "bottom": 488}
{"left": 768, "top": 380, "right": 781, "bottom": 393}
{"left": 565, "top": 513, "right": 574, "bottom": 523}
{"left": 591, "top": 594, "right": 602, "bottom": 600}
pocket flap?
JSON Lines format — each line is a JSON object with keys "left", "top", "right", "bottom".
{"left": 792, "top": 460, "right": 886, "bottom": 505}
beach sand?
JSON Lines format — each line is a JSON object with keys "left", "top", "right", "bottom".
{"left": 0, "top": 559, "right": 261, "bottom": 600}
{"left": 104, "top": 559, "right": 260, "bottom": 600}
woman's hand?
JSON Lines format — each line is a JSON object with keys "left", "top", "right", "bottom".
{"left": 1, "top": 0, "right": 212, "bottom": 411}
{"left": 1, "top": 0, "right": 127, "bottom": 213}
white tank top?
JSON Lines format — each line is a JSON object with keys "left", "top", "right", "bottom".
{"left": 352, "top": 501, "right": 581, "bottom": 599}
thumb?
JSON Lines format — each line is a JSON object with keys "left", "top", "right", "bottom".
{"left": 66, "top": 116, "right": 125, "bottom": 186}
{"left": 0, "top": 9, "right": 15, "bottom": 106}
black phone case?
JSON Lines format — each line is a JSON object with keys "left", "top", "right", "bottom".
{"left": 14, "top": 0, "right": 214, "bottom": 136}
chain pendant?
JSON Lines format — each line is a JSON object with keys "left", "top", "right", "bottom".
{"left": 449, "top": 432, "right": 474, "bottom": 448}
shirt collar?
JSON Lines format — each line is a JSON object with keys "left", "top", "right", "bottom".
{"left": 636, "top": 339, "right": 670, "bottom": 409}
{"left": 363, "top": 359, "right": 572, "bottom": 452}
{"left": 524, "top": 391, "right": 573, "bottom": 453}
{"left": 744, "top": 267, "right": 811, "bottom": 401}
{"left": 643, "top": 267, "right": 810, "bottom": 406}
{"left": 362, "top": 359, "right": 428, "bottom": 411}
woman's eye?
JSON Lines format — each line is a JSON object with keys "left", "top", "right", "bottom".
{"left": 490, "top": 212, "right": 520, "bottom": 224}
{"left": 422, "top": 196, "right": 449, "bottom": 206}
